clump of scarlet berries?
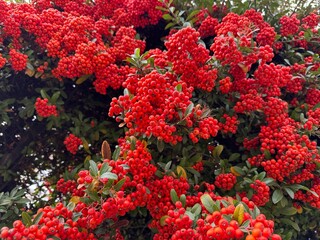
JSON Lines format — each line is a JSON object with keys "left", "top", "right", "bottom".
{"left": 0, "top": 54, "right": 6, "bottom": 68}
{"left": 35, "top": 98, "right": 58, "bottom": 117}
{"left": 214, "top": 173, "right": 237, "bottom": 191}
{"left": 0, "top": 203, "right": 96, "bottom": 240}
{"left": 56, "top": 178, "right": 85, "bottom": 197}
{"left": 204, "top": 209, "right": 281, "bottom": 240}
{"left": 153, "top": 194, "right": 282, "bottom": 240}
{"left": 8, "top": 49, "right": 28, "bottom": 71}
{"left": 64, "top": 134, "right": 82, "bottom": 155}
{"left": 250, "top": 180, "right": 270, "bottom": 207}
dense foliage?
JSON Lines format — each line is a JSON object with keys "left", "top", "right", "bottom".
{"left": 0, "top": 0, "right": 319, "bottom": 239}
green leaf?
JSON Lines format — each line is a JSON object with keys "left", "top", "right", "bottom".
{"left": 200, "top": 194, "right": 214, "bottom": 213}
{"left": 15, "top": 198, "right": 30, "bottom": 204}
{"left": 88, "top": 191, "right": 100, "bottom": 201}
{"left": 252, "top": 206, "right": 260, "bottom": 219}
{"left": 133, "top": 48, "right": 140, "bottom": 58}
{"left": 1, "top": 210, "right": 13, "bottom": 220}
{"left": 51, "top": 91, "right": 60, "bottom": 104}
{"left": 162, "top": 13, "right": 173, "bottom": 21}
{"left": 32, "top": 211, "right": 43, "bottom": 225}
{"left": 313, "top": 102, "right": 320, "bottom": 110}
{"left": 212, "top": 145, "right": 224, "bottom": 159}
{"left": 40, "top": 89, "right": 50, "bottom": 99}
{"left": 186, "top": 10, "right": 200, "bottom": 21}
{"left": 89, "top": 160, "right": 98, "bottom": 177}
{"left": 67, "top": 202, "right": 75, "bottom": 211}
{"left": 100, "top": 172, "right": 118, "bottom": 180}
{"left": 191, "top": 203, "right": 202, "bottom": 216}
{"left": 272, "top": 189, "right": 284, "bottom": 204}
{"left": 284, "top": 188, "right": 295, "bottom": 199}
{"left": 155, "top": 6, "right": 168, "bottom": 12}
{"left": 157, "top": 138, "right": 165, "bottom": 153}
{"left": 114, "top": 178, "right": 126, "bottom": 191}
{"left": 256, "top": 172, "right": 266, "bottom": 181}
{"left": 165, "top": 22, "right": 176, "bottom": 30}
{"left": 165, "top": 161, "right": 172, "bottom": 171}
{"left": 47, "top": 236, "right": 61, "bottom": 240}
{"left": 112, "top": 146, "right": 120, "bottom": 160}
{"left": 76, "top": 74, "right": 91, "bottom": 84}
{"left": 185, "top": 211, "right": 195, "bottom": 220}
{"left": 263, "top": 149, "right": 272, "bottom": 160}
{"left": 184, "top": 102, "right": 194, "bottom": 117}
{"left": 100, "top": 162, "right": 110, "bottom": 175}
{"left": 175, "top": 84, "right": 182, "bottom": 92}
{"left": 280, "top": 218, "right": 300, "bottom": 231}
{"left": 160, "top": 215, "right": 169, "bottom": 226}
{"left": 240, "top": 219, "right": 250, "bottom": 229}
{"left": 26, "top": 62, "right": 35, "bottom": 71}
{"left": 230, "top": 166, "right": 245, "bottom": 176}
{"left": 262, "top": 178, "right": 275, "bottom": 185}
{"left": 278, "top": 207, "right": 297, "bottom": 216}
{"left": 170, "top": 189, "right": 179, "bottom": 204}
{"left": 22, "top": 212, "right": 32, "bottom": 227}
{"left": 72, "top": 212, "right": 82, "bottom": 222}
{"left": 180, "top": 194, "right": 186, "bottom": 207}
{"left": 229, "top": 153, "right": 240, "bottom": 161}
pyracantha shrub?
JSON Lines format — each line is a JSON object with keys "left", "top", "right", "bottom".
{"left": 1, "top": 0, "right": 320, "bottom": 239}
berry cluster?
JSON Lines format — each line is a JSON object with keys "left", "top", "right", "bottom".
{"left": 34, "top": 98, "right": 58, "bottom": 117}
{"left": 219, "top": 114, "right": 239, "bottom": 134}
{"left": 0, "top": 54, "right": 6, "bottom": 68}
{"left": 279, "top": 14, "right": 300, "bottom": 37}
{"left": 56, "top": 178, "right": 85, "bottom": 197}
{"left": 109, "top": 71, "right": 194, "bottom": 144}
{"left": 250, "top": 180, "right": 270, "bottom": 206}
{"left": 219, "top": 76, "right": 233, "bottom": 94}
{"left": 234, "top": 90, "right": 264, "bottom": 113}
{"left": 64, "top": 134, "right": 82, "bottom": 155}
{"left": 147, "top": 176, "right": 190, "bottom": 220}
{"left": 295, "top": 178, "right": 320, "bottom": 208}
{"left": 198, "top": 16, "right": 219, "bottom": 38}
{"left": 0, "top": 203, "right": 96, "bottom": 240}
{"left": 1, "top": 0, "right": 150, "bottom": 95}
{"left": 9, "top": 49, "right": 28, "bottom": 71}
{"left": 214, "top": 173, "right": 237, "bottom": 191}
{"left": 165, "top": 27, "right": 218, "bottom": 92}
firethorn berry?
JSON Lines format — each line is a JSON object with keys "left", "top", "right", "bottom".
{"left": 306, "top": 88, "right": 320, "bottom": 107}
{"left": 219, "top": 114, "right": 239, "bottom": 134}
{"left": 246, "top": 235, "right": 256, "bottom": 240}
{"left": 9, "top": 49, "right": 28, "bottom": 71}
{"left": 165, "top": 27, "right": 218, "bottom": 91}
{"left": 302, "top": 12, "right": 319, "bottom": 29}
{"left": 56, "top": 178, "right": 85, "bottom": 197}
{"left": 198, "top": 16, "right": 219, "bottom": 38}
{"left": 234, "top": 90, "right": 264, "bottom": 113}
{"left": 256, "top": 27, "right": 277, "bottom": 46}
{"left": 214, "top": 173, "right": 237, "bottom": 190}
{"left": 250, "top": 180, "right": 270, "bottom": 206}
{"left": 35, "top": 98, "right": 58, "bottom": 117}
{"left": 279, "top": 14, "right": 300, "bottom": 36}
{"left": 235, "top": 229, "right": 244, "bottom": 239}
{"left": 219, "top": 77, "right": 232, "bottom": 94}
{"left": 192, "top": 161, "right": 204, "bottom": 172}
{"left": 0, "top": 54, "right": 6, "bottom": 68}
{"left": 271, "top": 234, "right": 282, "bottom": 240}
{"left": 0, "top": 203, "right": 97, "bottom": 240}
{"left": 109, "top": 71, "right": 194, "bottom": 144}
{"left": 63, "top": 134, "right": 82, "bottom": 155}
